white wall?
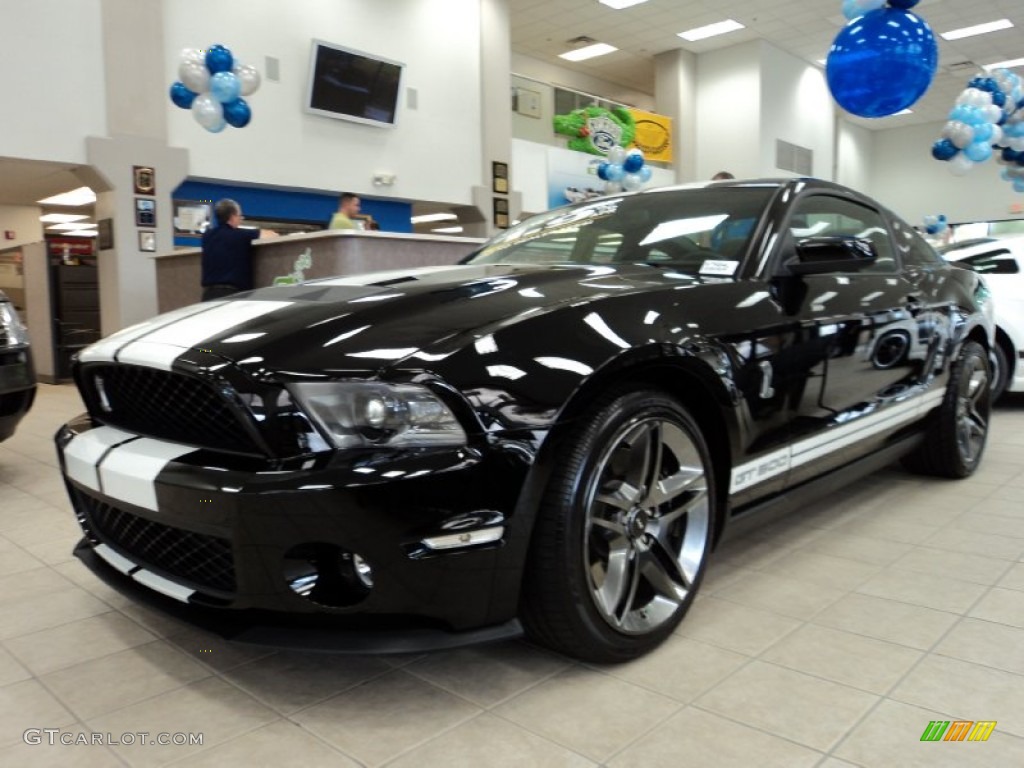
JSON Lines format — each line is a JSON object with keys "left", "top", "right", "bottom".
{"left": 0, "top": 206, "right": 44, "bottom": 249}
{"left": 163, "top": 0, "right": 482, "bottom": 205}
{"left": 759, "top": 43, "right": 834, "bottom": 179}
{"left": 869, "top": 121, "right": 1023, "bottom": 225}
{"left": 0, "top": 0, "right": 107, "bottom": 164}
{"left": 695, "top": 42, "right": 762, "bottom": 181}
{"left": 836, "top": 120, "right": 873, "bottom": 194}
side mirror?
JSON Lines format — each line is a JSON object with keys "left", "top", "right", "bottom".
{"left": 786, "top": 235, "right": 877, "bottom": 276}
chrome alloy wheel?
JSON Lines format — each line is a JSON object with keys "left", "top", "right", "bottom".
{"left": 956, "top": 355, "right": 989, "bottom": 465}
{"left": 582, "top": 417, "right": 710, "bottom": 634}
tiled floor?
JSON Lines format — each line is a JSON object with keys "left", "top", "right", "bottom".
{"left": 1, "top": 384, "right": 1023, "bottom": 767}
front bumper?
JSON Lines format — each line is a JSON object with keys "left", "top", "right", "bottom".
{"left": 56, "top": 414, "right": 535, "bottom": 649}
{"left": 0, "top": 348, "right": 35, "bottom": 442}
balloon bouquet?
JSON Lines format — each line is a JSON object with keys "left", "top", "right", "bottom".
{"left": 922, "top": 214, "right": 947, "bottom": 236}
{"left": 826, "top": 1, "right": 937, "bottom": 119}
{"left": 931, "top": 70, "right": 1024, "bottom": 191}
{"left": 595, "top": 147, "right": 652, "bottom": 194}
{"left": 169, "top": 44, "right": 261, "bottom": 132}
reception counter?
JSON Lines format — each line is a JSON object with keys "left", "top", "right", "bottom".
{"left": 153, "top": 229, "right": 486, "bottom": 313}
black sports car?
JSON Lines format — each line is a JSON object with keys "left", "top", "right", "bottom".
{"left": 56, "top": 179, "right": 994, "bottom": 662}
{"left": 0, "top": 289, "right": 35, "bottom": 443}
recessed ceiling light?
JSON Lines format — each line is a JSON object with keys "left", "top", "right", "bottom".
{"left": 599, "top": 0, "right": 649, "bottom": 9}
{"left": 37, "top": 186, "right": 96, "bottom": 206}
{"left": 432, "top": 226, "right": 465, "bottom": 234}
{"left": 984, "top": 57, "right": 1024, "bottom": 70}
{"left": 61, "top": 229, "right": 98, "bottom": 238}
{"left": 678, "top": 19, "right": 745, "bottom": 42}
{"left": 39, "top": 213, "right": 90, "bottom": 223}
{"left": 559, "top": 43, "right": 618, "bottom": 62}
{"left": 411, "top": 212, "right": 458, "bottom": 224}
{"left": 940, "top": 19, "right": 1013, "bottom": 41}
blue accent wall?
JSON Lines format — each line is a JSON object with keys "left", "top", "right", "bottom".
{"left": 172, "top": 180, "right": 412, "bottom": 246}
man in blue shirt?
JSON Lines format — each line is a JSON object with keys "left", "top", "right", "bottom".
{"left": 200, "top": 199, "right": 278, "bottom": 301}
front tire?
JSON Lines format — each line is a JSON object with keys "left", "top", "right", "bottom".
{"left": 521, "top": 388, "right": 715, "bottom": 663}
{"left": 903, "top": 340, "right": 991, "bottom": 478}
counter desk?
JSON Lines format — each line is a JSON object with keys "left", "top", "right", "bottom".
{"left": 152, "top": 229, "right": 486, "bottom": 313}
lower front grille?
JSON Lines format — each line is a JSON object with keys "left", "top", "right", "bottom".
{"left": 73, "top": 489, "right": 236, "bottom": 593}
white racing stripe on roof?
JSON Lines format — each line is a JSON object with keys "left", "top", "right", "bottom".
{"left": 98, "top": 438, "right": 198, "bottom": 511}
{"left": 116, "top": 300, "right": 294, "bottom": 370}
{"left": 79, "top": 302, "right": 225, "bottom": 364}
{"left": 63, "top": 426, "right": 139, "bottom": 492}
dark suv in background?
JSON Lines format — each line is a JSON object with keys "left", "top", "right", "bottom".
{"left": 0, "top": 289, "right": 35, "bottom": 442}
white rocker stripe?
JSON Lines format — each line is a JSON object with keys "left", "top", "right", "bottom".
{"left": 116, "top": 300, "right": 294, "bottom": 370}
{"left": 63, "top": 426, "right": 139, "bottom": 492}
{"left": 131, "top": 569, "right": 196, "bottom": 603}
{"left": 97, "top": 438, "right": 198, "bottom": 511}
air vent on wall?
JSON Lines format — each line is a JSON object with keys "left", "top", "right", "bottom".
{"left": 776, "top": 140, "right": 813, "bottom": 176}
{"left": 566, "top": 35, "right": 598, "bottom": 46}
{"left": 946, "top": 60, "right": 978, "bottom": 74}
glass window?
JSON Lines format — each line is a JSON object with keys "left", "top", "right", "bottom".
{"left": 890, "top": 218, "right": 943, "bottom": 267}
{"left": 467, "top": 187, "right": 776, "bottom": 273}
{"left": 785, "top": 195, "right": 896, "bottom": 273}
{"left": 953, "top": 249, "right": 1020, "bottom": 275}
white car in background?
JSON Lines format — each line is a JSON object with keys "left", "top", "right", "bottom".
{"left": 941, "top": 237, "right": 1024, "bottom": 399}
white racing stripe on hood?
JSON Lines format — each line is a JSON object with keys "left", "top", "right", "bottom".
{"left": 79, "top": 303, "right": 225, "bottom": 365}
{"left": 98, "top": 438, "right": 198, "bottom": 511}
{"left": 314, "top": 265, "right": 466, "bottom": 286}
{"left": 115, "top": 300, "right": 294, "bottom": 370}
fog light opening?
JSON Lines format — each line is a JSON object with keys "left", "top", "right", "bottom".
{"left": 283, "top": 543, "right": 373, "bottom": 608}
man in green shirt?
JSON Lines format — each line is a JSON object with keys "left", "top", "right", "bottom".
{"left": 328, "top": 192, "right": 362, "bottom": 229}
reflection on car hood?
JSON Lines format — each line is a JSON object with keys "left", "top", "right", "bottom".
{"left": 81, "top": 263, "right": 714, "bottom": 375}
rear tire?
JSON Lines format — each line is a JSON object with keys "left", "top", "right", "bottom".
{"left": 521, "top": 388, "right": 715, "bottom": 663}
{"left": 902, "top": 340, "right": 990, "bottom": 478}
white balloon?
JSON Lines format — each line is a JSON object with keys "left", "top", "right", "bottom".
{"left": 191, "top": 93, "right": 225, "bottom": 131}
{"left": 941, "top": 120, "right": 974, "bottom": 150}
{"left": 180, "top": 47, "right": 205, "bottom": 67}
{"left": 179, "top": 60, "right": 210, "bottom": 93}
{"left": 990, "top": 125, "right": 1004, "bottom": 145}
{"left": 622, "top": 172, "right": 643, "bottom": 191}
{"left": 983, "top": 104, "right": 1003, "bottom": 123}
{"left": 233, "top": 63, "right": 261, "bottom": 96}
{"left": 967, "top": 88, "right": 992, "bottom": 108}
{"left": 947, "top": 154, "right": 975, "bottom": 177}
{"left": 604, "top": 180, "right": 622, "bottom": 194}
{"left": 607, "top": 146, "right": 627, "bottom": 165}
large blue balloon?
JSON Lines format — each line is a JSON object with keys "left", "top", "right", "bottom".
{"left": 826, "top": 8, "right": 938, "bottom": 118}
{"left": 223, "top": 97, "right": 252, "bottom": 128}
{"left": 169, "top": 81, "right": 197, "bottom": 109}
{"left": 205, "top": 44, "right": 234, "bottom": 74}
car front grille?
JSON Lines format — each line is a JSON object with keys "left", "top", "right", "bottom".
{"left": 73, "top": 489, "right": 236, "bottom": 593}
{"left": 79, "top": 364, "right": 263, "bottom": 455}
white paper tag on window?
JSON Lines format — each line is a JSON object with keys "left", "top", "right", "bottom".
{"left": 699, "top": 259, "right": 739, "bottom": 276}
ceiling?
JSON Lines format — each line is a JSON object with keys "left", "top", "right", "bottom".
{"left": 510, "top": 0, "right": 1024, "bottom": 129}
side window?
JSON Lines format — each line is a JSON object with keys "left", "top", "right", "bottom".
{"left": 957, "top": 249, "right": 1020, "bottom": 275}
{"left": 890, "top": 218, "right": 943, "bottom": 268}
{"left": 786, "top": 195, "right": 896, "bottom": 274}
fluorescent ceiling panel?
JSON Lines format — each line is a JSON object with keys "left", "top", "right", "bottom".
{"left": 559, "top": 43, "right": 618, "bottom": 62}
{"left": 37, "top": 186, "right": 96, "bottom": 206}
{"left": 599, "top": 0, "right": 649, "bottom": 9}
{"left": 678, "top": 19, "right": 745, "bottom": 42}
{"left": 940, "top": 19, "right": 1013, "bottom": 41}
{"left": 39, "top": 213, "right": 89, "bottom": 223}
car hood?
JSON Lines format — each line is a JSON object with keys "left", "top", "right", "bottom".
{"left": 80, "top": 263, "right": 710, "bottom": 375}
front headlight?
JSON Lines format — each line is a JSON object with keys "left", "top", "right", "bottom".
{"left": 0, "top": 302, "right": 29, "bottom": 348}
{"left": 289, "top": 381, "right": 466, "bottom": 450}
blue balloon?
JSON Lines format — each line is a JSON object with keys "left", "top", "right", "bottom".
{"left": 169, "top": 81, "right": 197, "bottom": 109}
{"left": 826, "top": 8, "right": 938, "bottom": 118}
{"left": 638, "top": 166, "right": 652, "bottom": 183}
{"left": 1003, "top": 148, "right": 1022, "bottom": 163}
{"left": 1014, "top": 178, "right": 1024, "bottom": 193}
{"left": 205, "top": 44, "right": 234, "bottom": 74}
{"left": 974, "top": 123, "right": 994, "bottom": 142}
{"left": 992, "top": 90, "right": 1007, "bottom": 108}
{"left": 623, "top": 151, "right": 644, "bottom": 173}
{"left": 222, "top": 97, "right": 251, "bottom": 128}
{"left": 888, "top": 0, "right": 919, "bottom": 7}
{"left": 948, "top": 105, "right": 973, "bottom": 123}
{"left": 210, "top": 71, "right": 241, "bottom": 103}
{"left": 606, "top": 164, "right": 625, "bottom": 182}
{"left": 596, "top": 162, "right": 610, "bottom": 181}
{"left": 932, "top": 139, "right": 959, "bottom": 161}
{"left": 965, "top": 142, "right": 993, "bottom": 163}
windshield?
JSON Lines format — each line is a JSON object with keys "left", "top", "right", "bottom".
{"left": 467, "top": 186, "right": 777, "bottom": 272}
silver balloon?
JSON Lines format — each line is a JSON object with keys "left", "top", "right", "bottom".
{"left": 983, "top": 104, "right": 1003, "bottom": 123}
{"left": 233, "top": 63, "right": 261, "bottom": 96}
{"left": 622, "top": 172, "right": 643, "bottom": 191}
{"left": 607, "top": 146, "right": 627, "bottom": 165}
{"left": 941, "top": 120, "right": 974, "bottom": 150}
{"left": 180, "top": 47, "right": 205, "bottom": 67}
{"left": 604, "top": 181, "right": 622, "bottom": 194}
{"left": 179, "top": 60, "right": 210, "bottom": 94}
{"left": 947, "top": 154, "right": 975, "bottom": 177}
{"left": 192, "top": 93, "right": 225, "bottom": 132}
{"left": 991, "top": 125, "right": 1004, "bottom": 145}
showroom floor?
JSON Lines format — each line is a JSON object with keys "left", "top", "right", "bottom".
{"left": 0, "top": 384, "right": 1022, "bottom": 768}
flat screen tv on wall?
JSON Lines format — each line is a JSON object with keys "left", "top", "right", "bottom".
{"left": 305, "top": 39, "right": 404, "bottom": 128}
